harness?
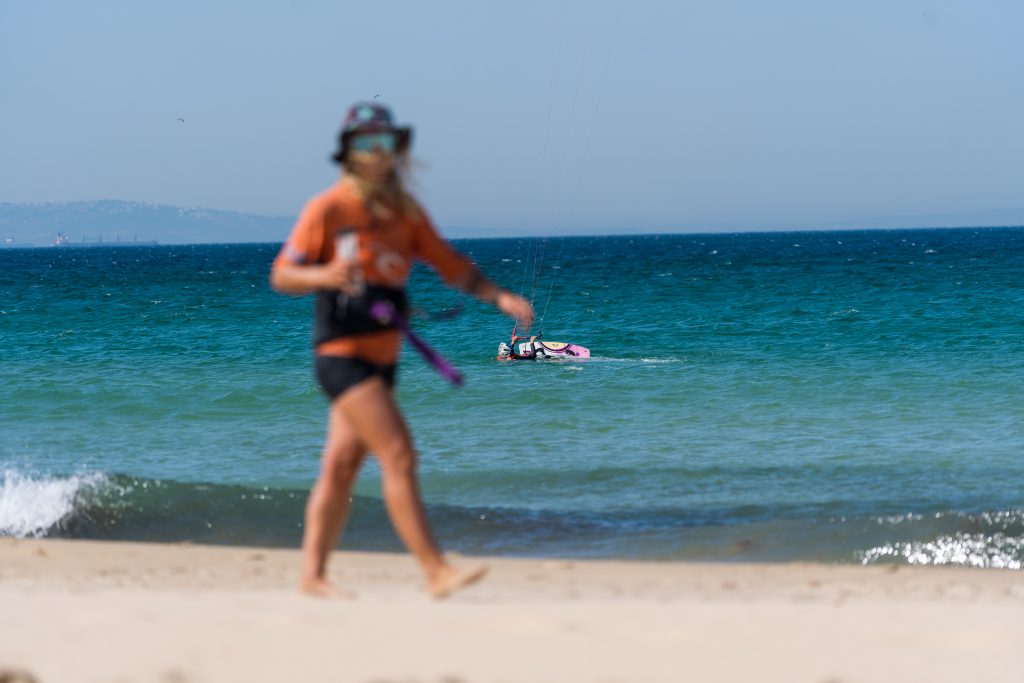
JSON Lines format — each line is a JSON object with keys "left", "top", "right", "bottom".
{"left": 313, "top": 284, "right": 408, "bottom": 346}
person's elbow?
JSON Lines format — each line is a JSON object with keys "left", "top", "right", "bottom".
{"left": 269, "top": 265, "right": 299, "bottom": 294}
{"left": 269, "top": 266, "right": 285, "bottom": 293}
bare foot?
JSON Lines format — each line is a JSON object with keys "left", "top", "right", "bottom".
{"left": 428, "top": 564, "right": 489, "bottom": 600}
{"left": 298, "top": 577, "right": 355, "bottom": 599}
{"left": 0, "top": 669, "right": 40, "bottom": 683}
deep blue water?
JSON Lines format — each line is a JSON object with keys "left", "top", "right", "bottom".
{"left": 3, "top": 228, "right": 1024, "bottom": 567}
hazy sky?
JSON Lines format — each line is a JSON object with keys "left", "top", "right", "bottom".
{"left": 2, "top": 1, "right": 1022, "bottom": 236}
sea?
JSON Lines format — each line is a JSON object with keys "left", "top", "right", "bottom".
{"left": 3, "top": 228, "right": 1024, "bottom": 568}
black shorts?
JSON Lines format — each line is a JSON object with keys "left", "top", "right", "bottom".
{"left": 315, "top": 356, "right": 397, "bottom": 400}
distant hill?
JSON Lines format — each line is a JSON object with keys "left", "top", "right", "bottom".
{"left": 4, "top": 200, "right": 1023, "bottom": 247}
{"left": 0, "top": 200, "right": 294, "bottom": 247}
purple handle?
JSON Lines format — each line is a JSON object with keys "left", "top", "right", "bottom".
{"left": 371, "top": 301, "right": 464, "bottom": 387}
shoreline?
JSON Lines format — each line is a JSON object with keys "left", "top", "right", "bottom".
{"left": 4, "top": 538, "right": 1024, "bottom": 683}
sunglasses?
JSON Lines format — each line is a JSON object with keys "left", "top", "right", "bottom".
{"left": 349, "top": 132, "right": 398, "bottom": 153}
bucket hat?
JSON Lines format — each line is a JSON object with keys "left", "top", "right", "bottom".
{"left": 332, "top": 102, "right": 412, "bottom": 163}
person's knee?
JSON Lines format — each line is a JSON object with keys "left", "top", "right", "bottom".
{"left": 379, "top": 443, "right": 417, "bottom": 479}
{"left": 322, "top": 447, "right": 363, "bottom": 487}
{"left": 331, "top": 458, "right": 362, "bottom": 488}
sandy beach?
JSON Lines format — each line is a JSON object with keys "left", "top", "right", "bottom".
{"left": 1, "top": 538, "right": 1022, "bottom": 683}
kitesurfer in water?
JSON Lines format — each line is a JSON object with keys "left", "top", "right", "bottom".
{"left": 499, "top": 335, "right": 540, "bottom": 360}
{"left": 271, "top": 102, "right": 533, "bottom": 598}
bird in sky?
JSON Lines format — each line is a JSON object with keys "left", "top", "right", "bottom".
{"left": 373, "top": 94, "right": 380, "bottom": 99}
{"left": 177, "top": 117, "right": 185, "bottom": 123}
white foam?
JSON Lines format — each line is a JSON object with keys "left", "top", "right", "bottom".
{"left": 0, "top": 469, "right": 106, "bottom": 538}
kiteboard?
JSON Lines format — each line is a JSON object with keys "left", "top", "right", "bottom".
{"left": 498, "top": 337, "right": 590, "bottom": 361}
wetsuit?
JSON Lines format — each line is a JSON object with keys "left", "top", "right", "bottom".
{"left": 509, "top": 336, "right": 539, "bottom": 360}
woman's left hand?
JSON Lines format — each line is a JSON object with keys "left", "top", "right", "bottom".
{"left": 496, "top": 290, "right": 534, "bottom": 330}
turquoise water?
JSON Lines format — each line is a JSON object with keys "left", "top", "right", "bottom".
{"left": 3, "top": 229, "right": 1024, "bottom": 567}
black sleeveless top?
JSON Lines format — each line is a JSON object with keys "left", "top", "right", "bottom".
{"left": 312, "top": 284, "right": 409, "bottom": 347}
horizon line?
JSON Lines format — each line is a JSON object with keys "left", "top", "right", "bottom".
{"left": 6, "top": 223, "right": 1024, "bottom": 249}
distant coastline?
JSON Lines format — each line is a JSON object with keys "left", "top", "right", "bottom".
{"left": 50, "top": 232, "right": 158, "bottom": 247}
{"left": 5, "top": 223, "right": 1024, "bottom": 249}
{"left": 53, "top": 243, "right": 161, "bottom": 248}
{"left": 2, "top": 236, "right": 160, "bottom": 248}
{"left": 0, "top": 200, "right": 292, "bottom": 247}
{"left": 2, "top": 199, "right": 1024, "bottom": 247}
{"left": 1, "top": 238, "right": 35, "bottom": 249}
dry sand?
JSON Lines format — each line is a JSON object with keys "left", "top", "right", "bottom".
{"left": 2, "top": 537, "right": 1023, "bottom": 683}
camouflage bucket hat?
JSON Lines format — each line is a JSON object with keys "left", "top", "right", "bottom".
{"left": 332, "top": 102, "right": 413, "bottom": 163}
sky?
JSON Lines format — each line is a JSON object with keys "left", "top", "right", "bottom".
{"left": 2, "top": 0, "right": 1023, "bottom": 237}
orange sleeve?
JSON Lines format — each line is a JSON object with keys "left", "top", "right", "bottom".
{"left": 272, "top": 193, "right": 332, "bottom": 269}
{"left": 411, "top": 208, "right": 476, "bottom": 287}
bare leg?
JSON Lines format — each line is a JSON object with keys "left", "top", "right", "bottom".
{"left": 299, "top": 399, "right": 367, "bottom": 596}
{"left": 339, "top": 377, "right": 488, "bottom": 598}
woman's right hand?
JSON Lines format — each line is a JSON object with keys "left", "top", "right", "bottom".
{"left": 317, "top": 258, "right": 363, "bottom": 295}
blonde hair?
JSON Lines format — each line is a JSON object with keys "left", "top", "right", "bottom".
{"left": 344, "top": 153, "right": 423, "bottom": 222}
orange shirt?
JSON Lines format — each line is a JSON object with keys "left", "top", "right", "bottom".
{"left": 273, "top": 180, "right": 476, "bottom": 364}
